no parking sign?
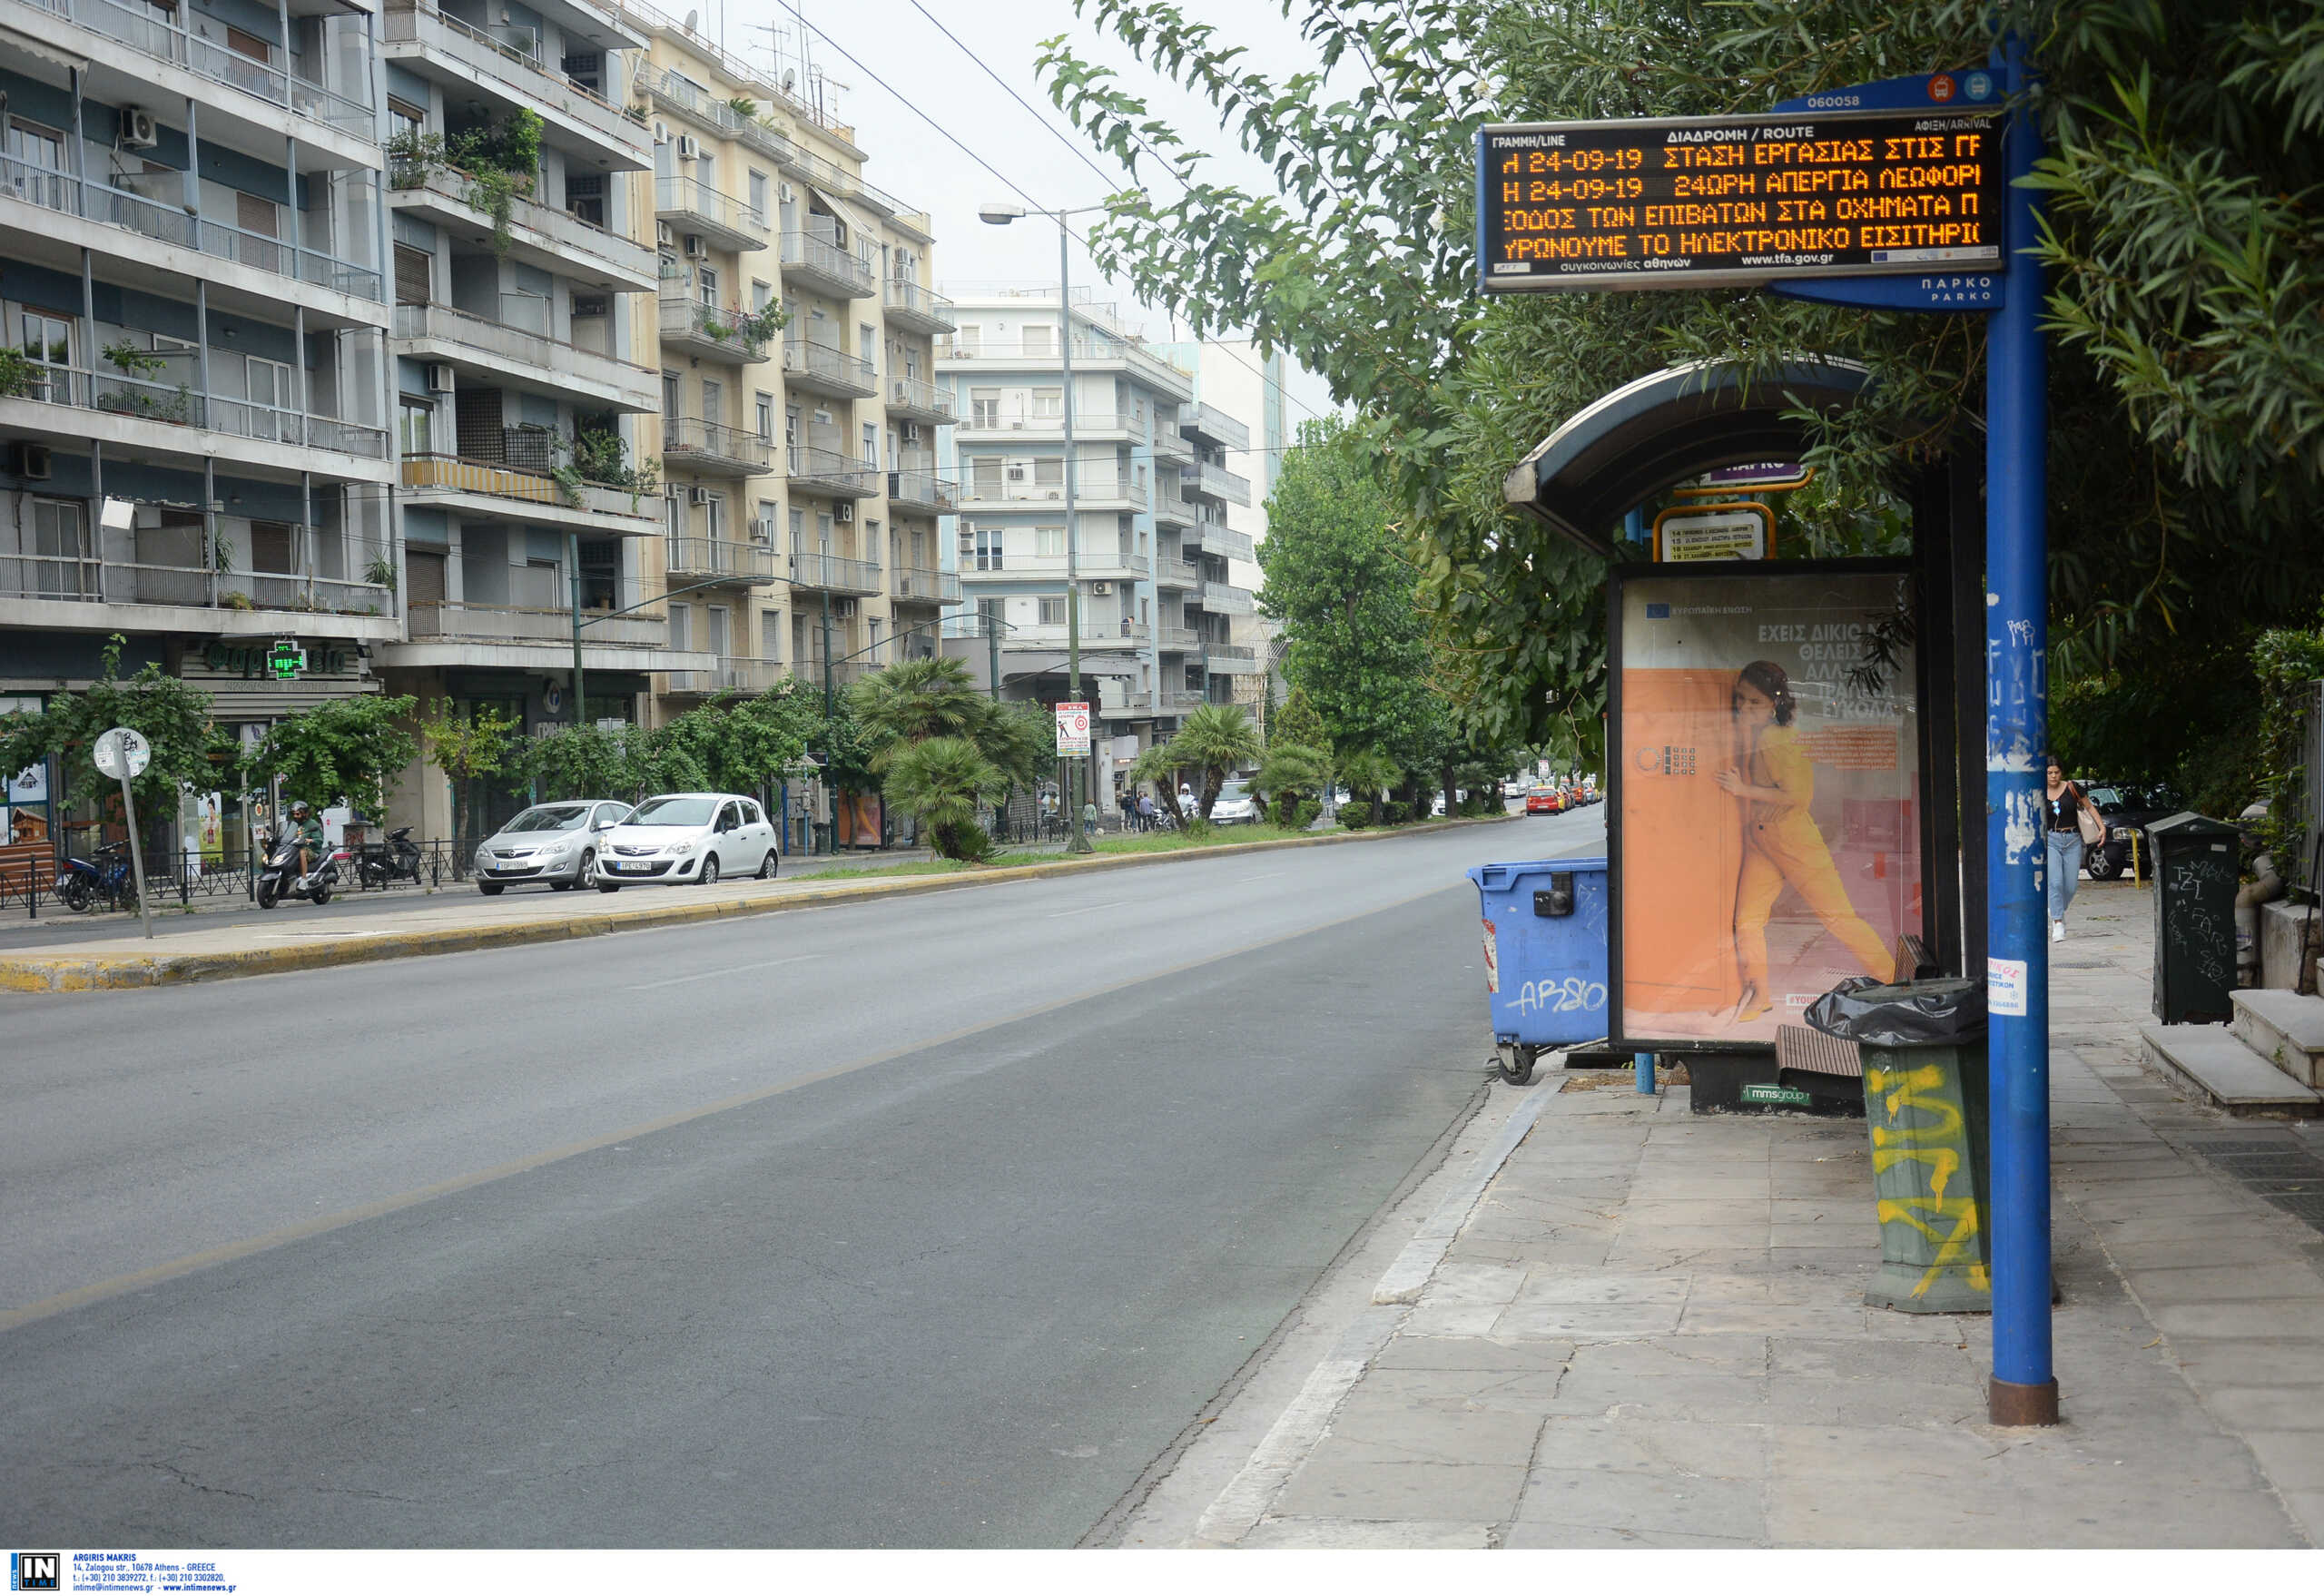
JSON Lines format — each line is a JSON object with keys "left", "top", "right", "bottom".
{"left": 1054, "top": 701, "right": 1090, "bottom": 755}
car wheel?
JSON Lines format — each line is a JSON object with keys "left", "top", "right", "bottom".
{"left": 599, "top": 880, "right": 621, "bottom": 893}
{"left": 699, "top": 853, "right": 720, "bottom": 887}
{"left": 2084, "top": 846, "right": 2121, "bottom": 882}
{"left": 478, "top": 881, "right": 504, "bottom": 896}
{"left": 577, "top": 849, "right": 596, "bottom": 889}
{"left": 756, "top": 850, "right": 776, "bottom": 880}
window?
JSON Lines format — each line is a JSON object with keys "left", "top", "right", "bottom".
{"left": 1023, "top": 322, "right": 1054, "bottom": 357}
{"left": 752, "top": 280, "right": 773, "bottom": 311}
{"left": 748, "top": 170, "right": 768, "bottom": 221}
{"left": 702, "top": 491, "right": 724, "bottom": 540}
{"left": 1034, "top": 458, "right": 1064, "bottom": 491}
{"left": 388, "top": 98, "right": 426, "bottom": 148}
{"left": 706, "top": 605, "right": 730, "bottom": 659}
{"left": 753, "top": 398, "right": 773, "bottom": 449}
{"left": 869, "top": 618, "right": 881, "bottom": 662}
{"left": 761, "top": 610, "right": 783, "bottom": 661}
{"left": 970, "top": 457, "right": 1002, "bottom": 497}
{"left": 789, "top": 507, "right": 806, "bottom": 555}
{"left": 17, "top": 308, "right": 70, "bottom": 400}
{"left": 953, "top": 324, "right": 980, "bottom": 356}
{"left": 572, "top": 292, "right": 609, "bottom": 320}
{"left": 701, "top": 378, "right": 722, "bottom": 424}
{"left": 860, "top": 323, "right": 877, "bottom": 371}
{"left": 566, "top": 172, "right": 605, "bottom": 226}
{"left": 563, "top": 53, "right": 605, "bottom": 93}
{"left": 662, "top": 371, "right": 681, "bottom": 419}
{"left": 862, "top": 422, "right": 877, "bottom": 465}
{"left": 28, "top": 498, "right": 87, "bottom": 598}
{"left": 1032, "top": 387, "right": 1062, "bottom": 419}
{"left": 399, "top": 398, "right": 434, "bottom": 456}
{"left": 1039, "top": 596, "right": 1066, "bottom": 626}
{"left": 246, "top": 356, "right": 296, "bottom": 438}
{"left": 959, "top": 526, "right": 1002, "bottom": 571}
{"left": 696, "top": 264, "right": 719, "bottom": 307}
{"left": 1035, "top": 526, "right": 1065, "bottom": 558}
{"left": 668, "top": 603, "right": 691, "bottom": 652}
{"left": 970, "top": 388, "right": 1000, "bottom": 429}
{"left": 393, "top": 243, "right": 432, "bottom": 307}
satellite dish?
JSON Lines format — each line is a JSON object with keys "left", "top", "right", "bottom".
{"left": 683, "top": 8, "right": 698, "bottom": 31}
{"left": 782, "top": 70, "right": 796, "bottom": 94}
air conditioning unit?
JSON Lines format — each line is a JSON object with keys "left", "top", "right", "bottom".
{"left": 833, "top": 598, "right": 858, "bottom": 620}
{"left": 120, "top": 108, "right": 159, "bottom": 150}
{"left": 1005, "top": 463, "right": 1026, "bottom": 480}
{"left": 15, "top": 442, "right": 52, "bottom": 480}
{"left": 688, "top": 487, "right": 711, "bottom": 505}
{"left": 684, "top": 234, "right": 708, "bottom": 260}
{"left": 833, "top": 501, "right": 854, "bottom": 523}
{"left": 1091, "top": 581, "right": 1112, "bottom": 596}
{"left": 656, "top": 222, "right": 676, "bottom": 250}
{"left": 901, "top": 423, "right": 921, "bottom": 444}
{"left": 425, "top": 363, "right": 456, "bottom": 392}
{"left": 676, "top": 134, "right": 700, "bottom": 160}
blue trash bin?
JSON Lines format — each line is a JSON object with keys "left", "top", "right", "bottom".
{"left": 1467, "top": 856, "right": 1610, "bottom": 1084}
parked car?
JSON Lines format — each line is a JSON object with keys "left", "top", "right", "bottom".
{"left": 1209, "top": 778, "right": 1262, "bottom": 825}
{"left": 1526, "top": 788, "right": 1565, "bottom": 815}
{"left": 2082, "top": 781, "right": 2186, "bottom": 879}
{"left": 473, "top": 800, "right": 634, "bottom": 894}
{"left": 596, "top": 793, "right": 780, "bottom": 890}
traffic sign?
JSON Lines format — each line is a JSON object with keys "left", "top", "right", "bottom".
{"left": 267, "top": 639, "right": 307, "bottom": 680}
{"left": 1054, "top": 701, "right": 1091, "bottom": 755}
{"left": 92, "top": 726, "right": 151, "bottom": 781}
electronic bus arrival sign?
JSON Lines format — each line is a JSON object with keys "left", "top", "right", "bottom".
{"left": 1476, "top": 108, "right": 2004, "bottom": 293}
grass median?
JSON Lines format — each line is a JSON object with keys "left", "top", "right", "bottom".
{"left": 796, "top": 821, "right": 1344, "bottom": 882}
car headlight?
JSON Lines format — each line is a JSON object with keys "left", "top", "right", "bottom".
{"left": 670, "top": 840, "right": 696, "bottom": 856}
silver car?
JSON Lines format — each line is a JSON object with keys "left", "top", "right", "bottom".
{"left": 473, "top": 800, "right": 633, "bottom": 894}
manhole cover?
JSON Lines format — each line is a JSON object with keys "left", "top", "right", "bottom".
{"left": 2263, "top": 1193, "right": 2324, "bottom": 1227}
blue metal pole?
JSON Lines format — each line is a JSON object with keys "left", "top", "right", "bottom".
{"left": 1625, "top": 505, "right": 1651, "bottom": 1097}
{"left": 1984, "top": 37, "right": 2058, "bottom": 1426}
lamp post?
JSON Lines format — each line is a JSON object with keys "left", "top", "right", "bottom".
{"left": 979, "top": 198, "right": 1117, "bottom": 854}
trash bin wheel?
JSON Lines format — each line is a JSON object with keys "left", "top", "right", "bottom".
{"left": 1495, "top": 1044, "right": 1538, "bottom": 1086}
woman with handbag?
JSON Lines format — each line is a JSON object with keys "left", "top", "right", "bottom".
{"left": 2045, "top": 757, "right": 2107, "bottom": 941}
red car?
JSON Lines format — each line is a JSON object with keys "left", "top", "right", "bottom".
{"left": 1525, "top": 788, "right": 1564, "bottom": 815}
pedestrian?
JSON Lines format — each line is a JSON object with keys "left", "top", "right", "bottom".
{"left": 2044, "top": 756, "right": 2106, "bottom": 941}
{"left": 1081, "top": 799, "right": 1098, "bottom": 839}
{"left": 1138, "top": 791, "right": 1156, "bottom": 832}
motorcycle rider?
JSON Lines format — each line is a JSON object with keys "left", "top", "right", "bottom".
{"left": 290, "top": 800, "right": 324, "bottom": 884}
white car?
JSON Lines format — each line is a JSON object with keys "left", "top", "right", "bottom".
{"left": 596, "top": 793, "right": 779, "bottom": 890}
{"left": 1210, "top": 778, "right": 1262, "bottom": 825}
{"left": 473, "top": 799, "right": 632, "bottom": 893}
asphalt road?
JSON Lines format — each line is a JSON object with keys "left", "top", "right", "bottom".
{"left": 2, "top": 809, "right": 1603, "bottom": 1548}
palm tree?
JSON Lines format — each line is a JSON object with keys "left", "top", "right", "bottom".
{"left": 882, "top": 734, "right": 1005, "bottom": 861}
{"left": 1171, "top": 703, "right": 1265, "bottom": 820}
{"left": 1254, "top": 741, "right": 1332, "bottom": 825}
{"left": 1122, "top": 741, "right": 1187, "bottom": 825}
{"left": 1336, "top": 745, "right": 1396, "bottom": 812}
{"left": 850, "top": 656, "right": 989, "bottom": 765}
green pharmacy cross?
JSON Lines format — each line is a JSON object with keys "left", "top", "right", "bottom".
{"left": 267, "top": 640, "right": 307, "bottom": 681}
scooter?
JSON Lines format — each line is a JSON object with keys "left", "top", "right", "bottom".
{"left": 355, "top": 824, "right": 423, "bottom": 889}
{"left": 55, "top": 839, "right": 134, "bottom": 912}
{"left": 255, "top": 826, "right": 349, "bottom": 909}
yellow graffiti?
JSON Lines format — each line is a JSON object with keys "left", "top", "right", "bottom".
{"left": 1864, "top": 1062, "right": 1984, "bottom": 1297}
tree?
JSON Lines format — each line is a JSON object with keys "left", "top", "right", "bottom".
{"left": 241, "top": 695, "right": 418, "bottom": 823}
{"left": 658, "top": 689, "right": 816, "bottom": 798}
{"left": 851, "top": 657, "right": 991, "bottom": 758}
{"left": 419, "top": 700, "right": 517, "bottom": 842}
{"left": 1271, "top": 685, "right": 1327, "bottom": 759}
{"left": 1167, "top": 704, "right": 1264, "bottom": 820}
{"left": 1121, "top": 742, "right": 1187, "bottom": 826}
{"left": 514, "top": 722, "right": 654, "bottom": 806}
{"left": 1253, "top": 741, "right": 1332, "bottom": 825}
{"left": 882, "top": 735, "right": 1006, "bottom": 862}
{"left": 0, "top": 635, "right": 227, "bottom": 836}
{"left": 1336, "top": 746, "right": 1397, "bottom": 812}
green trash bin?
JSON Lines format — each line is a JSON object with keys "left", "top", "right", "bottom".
{"left": 1807, "top": 977, "right": 1991, "bottom": 1315}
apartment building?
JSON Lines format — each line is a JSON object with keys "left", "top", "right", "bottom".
{"left": 0, "top": 0, "right": 404, "bottom": 850}
{"left": 628, "top": 10, "right": 956, "bottom": 722}
{"left": 933, "top": 290, "right": 1199, "bottom": 803}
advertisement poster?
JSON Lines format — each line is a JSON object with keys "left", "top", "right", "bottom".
{"left": 835, "top": 790, "right": 883, "bottom": 849}
{"left": 1618, "top": 567, "right": 1921, "bottom": 1048}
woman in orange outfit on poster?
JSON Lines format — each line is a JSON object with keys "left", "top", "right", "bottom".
{"left": 1711, "top": 660, "right": 1896, "bottom": 1023}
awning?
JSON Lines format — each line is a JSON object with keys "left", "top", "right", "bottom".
{"left": 807, "top": 184, "right": 877, "bottom": 243}
{"left": 0, "top": 24, "right": 89, "bottom": 78}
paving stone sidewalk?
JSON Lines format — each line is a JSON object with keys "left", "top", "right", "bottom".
{"left": 1216, "top": 880, "right": 2324, "bottom": 1549}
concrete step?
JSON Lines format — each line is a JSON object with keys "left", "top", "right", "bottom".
{"left": 2230, "top": 989, "right": 2324, "bottom": 1088}
{"left": 2142, "top": 1022, "right": 2324, "bottom": 1117}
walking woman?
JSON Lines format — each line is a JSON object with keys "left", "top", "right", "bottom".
{"left": 1712, "top": 660, "right": 1897, "bottom": 1022}
{"left": 2044, "top": 757, "right": 2105, "bottom": 941}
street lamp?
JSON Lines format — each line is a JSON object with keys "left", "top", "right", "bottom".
{"left": 980, "top": 197, "right": 1118, "bottom": 854}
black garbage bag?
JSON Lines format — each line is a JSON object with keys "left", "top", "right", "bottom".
{"left": 1804, "top": 976, "right": 1986, "bottom": 1048}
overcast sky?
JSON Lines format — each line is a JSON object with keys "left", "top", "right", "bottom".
{"left": 724, "top": 0, "right": 1348, "bottom": 436}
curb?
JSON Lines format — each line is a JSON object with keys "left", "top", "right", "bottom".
{"left": 0, "top": 812, "right": 1526, "bottom": 993}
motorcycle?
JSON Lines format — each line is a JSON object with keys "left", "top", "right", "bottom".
{"left": 255, "top": 826, "right": 349, "bottom": 909}
{"left": 355, "top": 824, "right": 423, "bottom": 890}
{"left": 55, "top": 839, "right": 134, "bottom": 912}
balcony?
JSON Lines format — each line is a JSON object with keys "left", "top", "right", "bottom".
{"left": 1182, "top": 400, "right": 1251, "bottom": 452}
{"left": 1156, "top": 625, "right": 1200, "bottom": 653}
{"left": 384, "top": 1, "right": 652, "bottom": 169}
{"left": 664, "top": 418, "right": 773, "bottom": 478}
{"left": 641, "top": 64, "right": 762, "bottom": 141}
{"left": 392, "top": 302, "right": 657, "bottom": 413}
{"left": 881, "top": 278, "right": 957, "bottom": 335}
{"left": 389, "top": 162, "right": 655, "bottom": 291}
{"left": 655, "top": 174, "right": 766, "bottom": 253}
{"left": 0, "top": 366, "right": 390, "bottom": 477}
{"left": 953, "top": 410, "right": 1137, "bottom": 442}
{"left": 33, "top": 0, "right": 376, "bottom": 144}
{"left": 886, "top": 468, "right": 959, "bottom": 515}
{"left": 782, "top": 338, "right": 878, "bottom": 400}
{"left": 1198, "top": 523, "right": 1256, "bottom": 563}
{"left": 787, "top": 551, "right": 882, "bottom": 596}
{"left": 0, "top": 549, "right": 396, "bottom": 635}
{"left": 1153, "top": 557, "right": 1198, "bottom": 590}
{"left": 1082, "top": 551, "right": 1152, "bottom": 582}
{"left": 779, "top": 230, "right": 876, "bottom": 299}
{"left": 1184, "top": 458, "right": 1254, "bottom": 507}
{"left": 1, "top": 154, "right": 385, "bottom": 309}
{"left": 1158, "top": 691, "right": 1209, "bottom": 715}
{"left": 1205, "top": 644, "right": 1263, "bottom": 675}
{"left": 889, "top": 566, "right": 960, "bottom": 606}
{"left": 958, "top": 475, "right": 1148, "bottom": 511}
{"left": 408, "top": 599, "right": 667, "bottom": 648}
{"left": 1151, "top": 496, "right": 1195, "bottom": 532}
{"left": 937, "top": 332, "right": 1193, "bottom": 398}
{"left": 665, "top": 655, "right": 795, "bottom": 696}
{"left": 655, "top": 293, "right": 774, "bottom": 366}
{"left": 786, "top": 444, "right": 882, "bottom": 499}
{"left": 399, "top": 453, "right": 662, "bottom": 533}
{"left": 665, "top": 537, "right": 781, "bottom": 586}
{"left": 1151, "top": 426, "right": 1194, "bottom": 463}
{"left": 1191, "top": 580, "right": 1256, "bottom": 616}
{"left": 884, "top": 374, "right": 955, "bottom": 425}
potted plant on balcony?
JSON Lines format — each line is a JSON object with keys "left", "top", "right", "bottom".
{"left": 95, "top": 340, "right": 192, "bottom": 424}
{"left": 0, "top": 348, "right": 35, "bottom": 399}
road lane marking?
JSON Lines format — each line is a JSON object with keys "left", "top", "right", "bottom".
{"left": 627, "top": 953, "right": 823, "bottom": 990}
{"left": 1239, "top": 871, "right": 1285, "bottom": 882}
{"left": 1045, "top": 900, "right": 1129, "bottom": 919}
{"left": 0, "top": 877, "right": 1468, "bottom": 1334}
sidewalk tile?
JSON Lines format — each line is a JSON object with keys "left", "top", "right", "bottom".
{"left": 1402, "top": 1301, "right": 1507, "bottom": 1337}
{"left": 1767, "top": 1337, "right": 1981, "bottom": 1384}
{"left": 1531, "top": 1414, "right": 1769, "bottom": 1478}
{"left": 2190, "top": 1386, "right": 2324, "bottom": 1432}
{"left": 1324, "top": 1394, "right": 1546, "bottom": 1467}
{"left": 1514, "top": 1468, "right": 1767, "bottom": 1542}
{"left": 2243, "top": 1431, "right": 2324, "bottom": 1490}
{"left": 1493, "top": 1301, "right": 1686, "bottom": 1339}
{"left": 1511, "top": 1271, "right": 1692, "bottom": 1306}
{"left": 1502, "top": 1522, "right": 1761, "bottom": 1549}
{"left": 1270, "top": 1457, "right": 1529, "bottom": 1523}
{"left": 2148, "top": 1303, "right": 2324, "bottom": 1341}
{"left": 2120, "top": 1264, "right": 2324, "bottom": 1305}
{"left": 1363, "top": 1366, "right": 1570, "bottom": 1417}
{"left": 1240, "top": 1518, "right": 1494, "bottom": 1549}
{"left": 1372, "top": 1335, "right": 1575, "bottom": 1374}
{"left": 1679, "top": 1302, "right": 1871, "bottom": 1337}
{"left": 1418, "top": 1263, "right": 1528, "bottom": 1306}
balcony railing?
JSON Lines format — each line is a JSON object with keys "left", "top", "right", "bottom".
{"left": 409, "top": 599, "right": 666, "bottom": 647}
{"left": 1184, "top": 458, "right": 1254, "bottom": 506}
{"left": 958, "top": 476, "right": 1147, "bottom": 508}
{"left": 656, "top": 173, "right": 768, "bottom": 241}
{"left": 666, "top": 655, "right": 794, "bottom": 695}
{"left": 785, "top": 444, "right": 882, "bottom": 498}
{"left": 1197, "top": 523, "right": 1256, "bottom": 562}
{"left": 885, "top": 374, "right": 955, "bottom": 421}
{"left": 0, "top": 153, "right": 383, "bottom": 300}
{"left": 885, "top": 468, "right": 959, "bottom": 513}
{"left": 888, "top": 566, "right": 960, "bottom": 605}
{"left": 666, "top": 537, "right": 780, "bottom": 584}
{"left": 0, "top": 549, "right": 389, "bottom": 615}
{"left": 390, "top": 162, "right": 653, "bottom": 282}
{"left": 786, "top": 551, "right": 882, "bottom": 595}
{"left": 663, "top": 417, "right": 773, "bottom": 473}
{"left": 1156, "top": 625, "right": 1199, "bottom": 652}
{"left": 2, "top": 363, "right": 389, "bottom": 458}
{"left": 655, "top": 294, "right": 773, "bottom": 362}
{"left": 385, "top": 1, "right": 646, "bottom": 155}
{"left": 779, "top": 230, "right": 876, "bottom": 296}
{"left": 881, "top": 277, "right": 956, "bottom": 330}
{"left": 938, "top": 334, "right": 1194, "bottom": 390}
{"left": 400, "top": 454, "right": 659, "bottom": 523}
{"left": 782, "top": 337, "right": 877, "bottom": 394}
{"left": 37, "top": 0, "right": 374, "bottom": 135}
{"left": 1153, "top": 558, "right": 1199, "bottom": 588}
{"left": 392, "top": 303, "right": 655, "bottom": 399}
{"left": 954, "top": 410, "right": 1137, "bottom": 436}
{"left": 1193, "top": 581, "right": 1256, "bottom": 616}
